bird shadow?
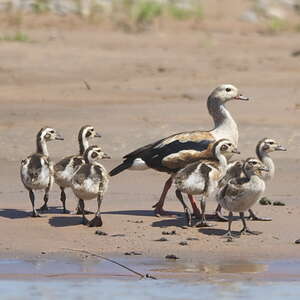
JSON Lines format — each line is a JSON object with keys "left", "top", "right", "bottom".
{"left": 48, "top": 216, "right": 82, "bottom": 227}
{"left": 0, "top": 208, "right": 30, "bottom": 219}
{"left": 199, "top": 227, "right": 240, "bottom": 236}
{"left": 102, "top": 209, "right": 179, "bottom": 217}
{"left": 151, "top": 215, "right": 188, "bottom": 228}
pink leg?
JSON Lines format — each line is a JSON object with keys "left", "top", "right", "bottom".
{"left": 152, "top": 176, "right": 175, "bottom": 216}
{"left": 188, "top": 194, "right": 201, "bottom": 219}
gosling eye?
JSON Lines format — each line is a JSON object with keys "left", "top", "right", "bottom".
{"left": 221, "top": 145, "right": 228, "bottom": 151}
{"left": 269, "top": 141, "right": 274, "bottom": 145}
{"left": 49, "top": 130, "right": 55, "bottom": 134}
{"left": 91, "top": 152, "right": 98, "bottom": 159}
{"left": 225, "top": 88, "right": 231, "bottom": 92}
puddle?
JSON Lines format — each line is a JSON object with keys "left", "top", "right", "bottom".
{"left": 0, "top": 258, "right": 300, "bottom": 299}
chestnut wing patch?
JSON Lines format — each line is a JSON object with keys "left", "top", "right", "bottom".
{"left": 143, "top": 139, "right": 213, "bottom": 172}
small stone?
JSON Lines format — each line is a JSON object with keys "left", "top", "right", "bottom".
{"left": 295, "top": 239, "right": 300, "bottom": 244}
{"left": 162, "top": 230, "right": 176, "bottom": 235}
{"left": 41, "top": 251, "right": 46, "bottom": 254}
{"left": 124, "top": 251, "right": 142, "bottom": 256}
{"left": 95, "top": 230, "right": 108, "bottom": 236}
{"left": 157, "top": 67, "right": 166, "bottom": 72}
{"left": 273, "top": 201, "right": 286, "bottom": 206}
{"left": 259, "top": 197, "right": 272, "bottom": 205}
{"left": 111, "top": 234, "right": 125, "bottom": 237}
{"left": 179, "top": 241, "right": 188, "bottom": 246}
{"left": 165, "top": 254, "right": 179, "bottom": 260}
{"left": 155, "top": 237, "right": 168, "bottom": 242}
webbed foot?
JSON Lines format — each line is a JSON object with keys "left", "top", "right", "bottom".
{"left": 240, "top": 228, "right": 262, "bottom": 235}
{"left": 215, "top": 210, "right": 228, "bottom": 222}
{"left": 38, "top": 204, "right": 48, "bottom": 212}
{"left": 88, "top": 216, "right": 103, "bottom": 227}
{"left": 248, "top": 210, "right": 272, "bottom": 221}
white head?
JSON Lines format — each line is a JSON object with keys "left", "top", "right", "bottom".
{"left": 256, "top": 138, "right": 287, "bottom": 156}
{"left": 209, "top": 84, "right": 249, "bottom": 103}
{"left": 79, "top": 125, "right": 102, "bottom": 141}
{"left": 37, "top": 127, "right": 64, "bottom": 142}
{"left": 83, "top": 145, "right": 111, "bottom": 163}
{"left": 212, "top": 139, "right": 240, "bottom": 159}
{"left": 243, "top": 158, "right": 269, "bottom": 178}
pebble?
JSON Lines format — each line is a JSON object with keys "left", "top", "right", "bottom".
{"left": 155, "top": 237, "right": 168, "bottom": 242}
{"left": 295, "top": 239, "right": 300, "bottom": 244}
{"left": 273, "top": 201, "right": 286, "bottom": 206}
{"left": 95, "top": 230, "right": 108, "bottom": 236}
{"left": 162, "top": 230, "right": 176, "bottom": 235}
{"left": 179, "top": 241, "right": 188, "bottom": 246}
{"left": 259, "top": 197, "right": 272, "bottom": 205}
{"left": 124, "top": 251, "right": 142, "bottom": 256}
{"left": 165, "top": 254, "right": 179, "bottom": 260}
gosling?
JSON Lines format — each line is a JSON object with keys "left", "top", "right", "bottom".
{"left": 174, "top": 139, "right": 240, "bottom": 227}
{"left": 217, "top": 158, "right": 269, "bottom": 240}
{"left": 71, "top": 145, "right": 110, "bottom": 227}
{"left": 20, "top": 127, "right": 64, "bottom": 217}
{"left": 54, "top": 125, "right": 101, "bottom": 213}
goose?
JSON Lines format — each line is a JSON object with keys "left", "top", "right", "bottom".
{"left": 215, "top": 138, "right": 287, "bottom": 221}
{"left": 71, "top": 145, "right": 110, "bottom": 227}
{"left": 217, "top": 158, "right": 269, "bottom": 240}
{"left": 109, "top": 84, "right": 249, "bottom": 217}
{"left": 20, "top": 127, "right": 64, "bottom": 217}
{"left": 174, "top": 139, "right": 240, "bottom": 227}
{"left": 54, "top": 125, "right": 101, "bottom": 213}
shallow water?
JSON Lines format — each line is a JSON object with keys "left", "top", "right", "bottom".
{"left": 1, "top": 258, "right": 300, "bottom": 300}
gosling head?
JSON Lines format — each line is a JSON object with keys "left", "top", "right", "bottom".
{"left": 256, "top": 138, "right": 287, "bottom": 155}
{"left": 38, "top": 127, "right": 64, "bottom": 142}
{"left": 209, "top": 84, "right": 249, "bottom": 104}
{"left": 212, "top": 139, "right": 240, "bottom": 158}
{"left": 243, "top": 158, "right": 269, "bottom": 178}
{"left": 79, "top": 125, "right": 102, "bottom": 141}
{"left": 84, "top": 145, "right": 111, "bottom": 163}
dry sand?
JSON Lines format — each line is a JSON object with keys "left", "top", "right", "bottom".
{"left": 0, "top": 26, "right": 299, "bottom": 263}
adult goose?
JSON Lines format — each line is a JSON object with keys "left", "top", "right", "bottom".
{"left": 109, "top": 84, "right": 249, "bottom": 217}
{"left": 217, "top": 158, "right": 269, "bottom": 241}
{"left": 20, "top": 127, "right": 64, "bottom": 217}
{"left": 54, "top": 125, "right": 101, "bottom": 213}
{"left": 174, "top": 139, "right": 240, "bottom": 227}
{"left": 215, "top": 138, "right": 286, "bottom": 221}
{"left": 71, "top": 145, "right": 110, "bottom": 227}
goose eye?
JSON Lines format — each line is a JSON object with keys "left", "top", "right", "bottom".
{"left": 49, "top": 130, "right": 55, "bottom": 134}
{"left": 225, "top": 88, "right": 231, "bottom": 92}
{"left": 269, "top": 141, "right": 274, "bottom": 145}
{"left": 221, "top": 145, "right": 228, "bottom": 151}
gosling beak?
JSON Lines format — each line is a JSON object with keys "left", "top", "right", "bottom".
{"left": 234, "top": 94, "right": 249, "bottom": 101}
{"left": 102, "top": 153, "right": 111, "bottom": 159}
{"left": 55, "top": 132, "right": 64, "bottom": 140}
{"left": 275, "top": 145, "right": 287, "bottom": 151}
{"left": 95, "top": 132, "right": 102, "bottom": 138}
{"left": 232, "top": 148, "right": 241, "bottom": 154}
{"left": 259, "top": 166, "right": 269, "bottom": 172}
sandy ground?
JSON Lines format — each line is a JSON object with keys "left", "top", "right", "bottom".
{"left": 0, "top": 27, "right": 299, "bottom": 263}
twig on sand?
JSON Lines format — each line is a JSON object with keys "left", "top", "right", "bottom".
{"left": 83, "top": 80, "right": 91, "bottom": 90}
{"left": 62, "top": 248, "right": 157, "bottom": 280}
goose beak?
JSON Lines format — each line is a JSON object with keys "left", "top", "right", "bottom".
{"left": 102, "top": 153, "right": 111, "bottom": 159}
{"left": 95, "top": 132, "right": 102, "bottom": 138}
{"left": 232, "top": 148, "right": 240, "bottom": 154}
{"left": 55, "top": 133, "right": 64, "bottom": 140}
{"left": 275, "top": 145, "right": 287, "bottom": 151}
{"left": 234, "top": 94, "right": 249, "bottom": 101}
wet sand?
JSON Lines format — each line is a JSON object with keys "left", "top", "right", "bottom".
{"left": 0, "top": 28, "right": 299, "bottom": 264}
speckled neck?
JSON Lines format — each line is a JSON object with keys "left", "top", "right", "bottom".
{"left": 257, "top": 150, "right": 275, "bottom": 181}
{"left": 78, "top": 134, "right": 89, "bottom": 156}
{"left": 36, "top": 136, "right": 48, "bottom": 156}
